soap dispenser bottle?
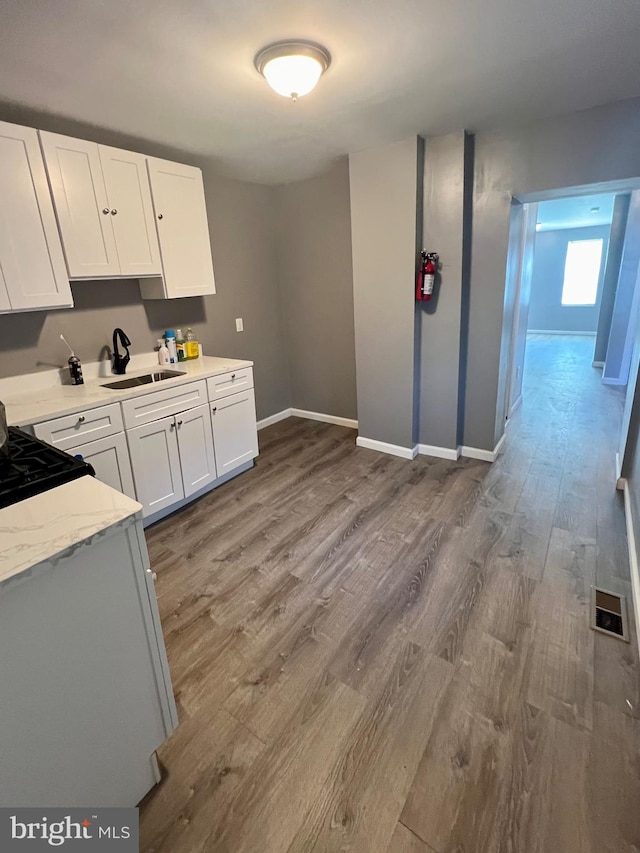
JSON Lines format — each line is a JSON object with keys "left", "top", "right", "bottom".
{"left": 185, "top": 327, "right": 199, "bottom": 360}
{"left": 157, "top": 339, "right": 170, "bottom": 365}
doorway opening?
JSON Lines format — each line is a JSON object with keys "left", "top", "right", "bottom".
{"left": 501, "top": 183, "right": 640, "bottom": 455}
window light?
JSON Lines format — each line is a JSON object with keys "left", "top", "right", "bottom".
{"left": 561, "top": 239, "right": 603, "bottom": 306}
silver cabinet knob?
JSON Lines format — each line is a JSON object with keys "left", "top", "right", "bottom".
{"left": 78, "top": 416, "right": 86, "bottom": 423}
{"left": 157, "top": 213, "right": 163, "bottom": 220}
{"left": 110, "top": 209, "right": 117, "bottom": 215}
{"left": 146, "top": 569, "right": 158, "bottom": 580}
{"left": 102, "top": 208, "right": 110, "bottom": 215}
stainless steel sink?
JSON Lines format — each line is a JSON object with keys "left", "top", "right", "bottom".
{"left": 102, "top": 369, "right": 186, "bottom": 390}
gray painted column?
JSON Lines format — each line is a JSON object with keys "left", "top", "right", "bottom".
{"left": 349, "top": 137, "right": 422, "bottom": 452}
{"left": 594, "top": 194, "right": 631, "bottom": 364}
{"left": 604, "top": 190, "right": 640, "bottom": 384}
{"left": 417, "top": 131, "right": 473, "bottom": 452}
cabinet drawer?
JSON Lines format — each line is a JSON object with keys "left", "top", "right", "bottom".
{"left": 121, "top": 380, "right": 207, "bottom": 429}
{"left": 33, "top": 403, "right": 123, "bottom": 450}
{"left": 207, "top": 367, "right": 253, "bottom": 401}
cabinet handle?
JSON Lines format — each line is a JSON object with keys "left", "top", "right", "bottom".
{"left": 102, "top": 208, "right": 109, "bottom": 215}
{"left": 212, "top": 407, "right": 217, "bottom": 413}
{"left": 110, "top": 208, "right": 118, "bottom": 215}
{"left": 157, "top": 213, "right": 164, "bottom": 220}
{"left": 170, "top": 422, "right": 175, "bottom": 430}
{"left": 231, "top": 373, "right": 236, "bottom": 379}
{"left": 78, "top": 416, "right": 86, "bottom": 423}
{"left": 177, "top": 420, "right": 183, "bottom": 427}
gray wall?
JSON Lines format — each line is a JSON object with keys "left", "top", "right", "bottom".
{"left": 349, "top": 137, "right": 421, "bottom": 449}
{"left": 465, "top": 96, "right": 640, "bottom": 452}
{"left": 528, "top": 225, "right": 610, "bottom": 333}
{"left": 595, "top": 194, "right": 631, "bottom": 364}
{"left": 0, "top": 103, "right": 290, "bottom": 421}
{"left": 417, "top": 131, "right": 472, "bottom": 450}
{"left": 603, "top": 191, "right": 640, "bottom": 384}
{"left": 274, "top": 159, "right": 356, "bottom": 419}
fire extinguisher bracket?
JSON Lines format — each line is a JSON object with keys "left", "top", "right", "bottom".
{"left": 416, "top": 250, "right": 439, "bottom": 302}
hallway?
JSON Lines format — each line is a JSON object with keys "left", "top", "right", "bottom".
{"left": 140, "top": 335, "right": 640, "bottom": 853}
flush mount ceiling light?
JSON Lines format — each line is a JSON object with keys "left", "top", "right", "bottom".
{"left": 254, "top": 40, "right": 331, "bottom": 101}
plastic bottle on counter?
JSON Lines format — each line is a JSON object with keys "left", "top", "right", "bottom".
{"left": 157, "top": 338, "right": 170, "bottom": 365}
{"left": 185, "top": 327, "right": 199, "bottom": 360}
{"left": 164, "top": 330, "right": 177, "bottom": 364}
{"left": 175, "top": 329, "right": 187, "bottom": 362}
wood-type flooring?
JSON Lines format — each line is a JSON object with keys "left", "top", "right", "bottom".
{"left": 140, "top": 334, "right": 640, "bottom": 853}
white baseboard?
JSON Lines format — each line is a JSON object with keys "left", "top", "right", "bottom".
{"left": 257, "top": 409, "right": 292, "bottom": 430}
{"left": 356, "top": 436, "right": 417, "bottom": 460}
{"left": 257, "top": 408, "right": 358, "bottom": 431}
{"left": 527, "top": 330, "right": 596, "bottom": 337}
{"left": 602, "top": 376, "right": 628, "bottom": 386}
{"left": 592, "top": 360, "right": 605, "bottom": 369}
{"left": 290, "top": 408, "right": 358, "bottom": 429}
{"left": 417, "top": 443, "right": 460, "bottom": 461}
{"left": 461, "top": 432, "right": 506, "bottom": 463}
{"left": 621, "top": 478, "right": 640, "bottom": 660}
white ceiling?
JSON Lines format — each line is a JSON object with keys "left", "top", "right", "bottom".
{"left": 536, "top": 193, "right": 617, "bottom": 231}
{"left": 1, "top": 0, "right": 640, "bottom": 183}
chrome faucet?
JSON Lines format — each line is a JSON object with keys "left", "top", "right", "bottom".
{"left": 112, "top": 328, "right": 131, "bottom": 375}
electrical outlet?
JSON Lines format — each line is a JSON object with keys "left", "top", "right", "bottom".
{"left": 235, "top": 318, "right": 244, "bottom": 332}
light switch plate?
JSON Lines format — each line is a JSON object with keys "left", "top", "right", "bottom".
{"left": 236, "top": 318, "right": 244, "bottom": 332}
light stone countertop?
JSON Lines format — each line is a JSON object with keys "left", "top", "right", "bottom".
{"left": 0, "top": 476, "right": 143, "bottom": 589}
{"left": 3, "top": 355, "right": 253, "bottom": 427}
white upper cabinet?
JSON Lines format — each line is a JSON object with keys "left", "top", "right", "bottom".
{"left": 141, "top": 158, "right": 216, "bottom": 299}
{"left": 98, "top": 146, "right": 162, "bottom": 277}
{"left": 0, "top": 121, "right": 72, "bottom": 313}
{"left": 39, "top": 131, "right": 162, "bottom": 279}
{"left": 39, "top": 131, "right": 120, "bottom": 279}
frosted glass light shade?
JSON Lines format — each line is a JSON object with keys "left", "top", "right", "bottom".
{"left": 255, "top": 41, "right": 331, "bottom": 100}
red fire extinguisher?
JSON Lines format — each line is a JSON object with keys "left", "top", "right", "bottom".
{"left": 416, "top": 250, "right": 439, "bottom": 301}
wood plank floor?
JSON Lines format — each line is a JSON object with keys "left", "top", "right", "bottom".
{"left": 139, "top": 334, "right": 640, "bottom": 853}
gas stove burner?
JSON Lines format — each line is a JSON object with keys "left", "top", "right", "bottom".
{"left": 0, "top": 427, "right": 95, "bottom": 509}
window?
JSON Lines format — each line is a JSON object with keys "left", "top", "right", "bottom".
{"left": 561, "top": 239, "right": 603, "bottom": 306}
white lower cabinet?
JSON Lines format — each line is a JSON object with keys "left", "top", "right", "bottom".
{"left": 177, "top": 403, "right": 217, "bottom": 497}
{"left": 28, "top": 366, "right": 257, "bottom": 520}
{"left": 127, "top": 416, "right": 185, "bottom": 517}
{"left": 68, "top": 432, "right": 136, "bottom": 500}
{"left": 210, "top": 389, "right": 259, "bottom": 476}
{"left": 127, "top": 404, "right": 219, "bottom": 517}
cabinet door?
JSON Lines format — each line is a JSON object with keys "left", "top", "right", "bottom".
{"left": 39, "top": 131, "right": 120, "bottom": 278}
{"left": 146, "top": 157, "right": 216, "bottom": 298}
{"left": 99, "top": 145, "right": 162, "bottom": 277}
{"left": 67, "top": 432, "right": 136, "bottom": 500}
{"left": 210, "top": 389, "right": 259, "bottom": 477}
{"left": 176, "top": 403, "right": 217, "bottom": 498}
{"left": 127, "top": 416, "right": 184, "bottom": 517}
{"left": 0, "top": 122, "right": 72, "bottom": 312}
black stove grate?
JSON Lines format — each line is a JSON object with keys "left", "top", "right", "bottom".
{"left": 0, "top": 427, "right": 95, "bottom": 509}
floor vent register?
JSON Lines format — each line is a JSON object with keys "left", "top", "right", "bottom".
{"left": 591, "top": 587, "right": 629, "bottom": 641}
